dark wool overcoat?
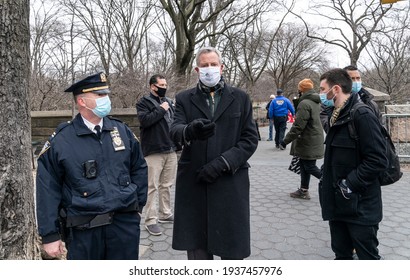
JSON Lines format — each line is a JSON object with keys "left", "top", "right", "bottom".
{"left": 319, "top": 96, "right": 388, "bottom": 225}
{"left": 170, "top": 84, "right": 258, "bottom": 259}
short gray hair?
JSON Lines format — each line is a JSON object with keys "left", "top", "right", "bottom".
{"left": 195, "top": 47, "right": 222, "bottom": 66}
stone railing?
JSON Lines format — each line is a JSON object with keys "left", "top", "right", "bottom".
{"left": 31, "top": 108, "right": 139, "bottom": 143}
{"left": 385, "top": 105, "right": 410, "bottom": 162}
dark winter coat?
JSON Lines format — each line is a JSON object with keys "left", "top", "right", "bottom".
{"left": 319, "top": 95, "right": 388, "bottom": 225}
{"left": 283, "top": 89, "right": 324, "bottom": 160}
{"left": 136, "top": 93, "right": 178, "bottom": 156}
{"left": 170, "top": 84, "right": 258, "bottom": 259}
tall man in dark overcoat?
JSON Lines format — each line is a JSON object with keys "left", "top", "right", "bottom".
{"left": 170, "top": 46, "right": 259, "bottom": 260}
{"left": 319, "top": 68, "right": 388, "bottom": 259}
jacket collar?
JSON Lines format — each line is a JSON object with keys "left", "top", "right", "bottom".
{"left": 331, "top": 95, "right": 356, "bottom": 126}
{"left": 72, "top": 113, "right": 115, "bottom": 136}
{"left": 190, "top": 84, "right": 235, "bottom": 122}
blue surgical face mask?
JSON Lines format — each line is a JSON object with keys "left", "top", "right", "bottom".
{"left": 85, "top": 95, "right": 111, "bottom": 118}
{"left": 198, "top": 66, "right": 221, "bottom": 87}
{"left": 320, "top": 93, "right": 334, "bottom": 107}
{"left": 351, "top": 81, "right": 362, "bottom": 94}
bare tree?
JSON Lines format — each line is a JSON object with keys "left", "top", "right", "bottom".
{"left": 294, "top": 0, "right": 393, "bottom": 66}
{"left": 158, "top": 0, "right": 276, "bottom": 89}
{"left": 265, "top": 23, "right": 329, "bottom": 95}
{"left": 61, "top": 0, "right": 117, "bottom": 76}
{"left": 30, "top": 0, "right": 95, "bottom": 111}
{"left": 362, "top": 6, "right": 410, "bottom": 103}
{"left": 0, "top": 0, "right": 40, "bottom": 259}
{"left": 221, "top": 0, "right": 293, "bottom": 100}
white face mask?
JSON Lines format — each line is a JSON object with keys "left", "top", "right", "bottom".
{"left": 198, "top": 67, "right": 221, "bottom": 87}
{"left": 83, "top": 95, "right": 112, "bottom": 118}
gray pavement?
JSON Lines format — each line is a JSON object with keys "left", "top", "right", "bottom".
{"left": 139, "top": 124, "right": 410, "bottom": 260}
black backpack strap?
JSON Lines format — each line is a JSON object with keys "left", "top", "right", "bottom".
{"left": 347, "top": 102, "right": 368, "bottom": 140}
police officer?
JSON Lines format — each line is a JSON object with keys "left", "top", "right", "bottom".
{"left": 36, "top": 72, "right": 148, "bottom": 260}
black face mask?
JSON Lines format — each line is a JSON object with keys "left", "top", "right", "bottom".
{"left": 155, "top": 86, "right": 167, "bottom": 97}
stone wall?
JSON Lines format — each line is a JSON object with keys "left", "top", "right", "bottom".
{"left": 385, "top": 105, "right": 410, "bottom": 142}
{"left": 31, "top": 108, "right": 139, "bottom": 143}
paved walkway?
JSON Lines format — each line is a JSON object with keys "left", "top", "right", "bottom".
{"left": 139, "top": 124, "right": 410, "bottom": 260}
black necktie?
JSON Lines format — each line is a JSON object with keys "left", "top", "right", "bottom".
{"left": 95, "top": 125, "right": 101, "bottom": 139}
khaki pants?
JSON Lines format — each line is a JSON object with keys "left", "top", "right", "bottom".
{"left": 144, "top": 152, "right": 177, "bottom": 225}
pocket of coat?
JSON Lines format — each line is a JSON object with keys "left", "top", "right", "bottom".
{"left": 334, "top": 189, "right": 359, "bottom": 217}
{"left": 118, "top": 173, "right": 131, "bottom": 187}
{"left": 330, "top": 136, "right": 356, "bottom": 166}
{"left": 72, "top": 181, "right": 103, "bottom": 211}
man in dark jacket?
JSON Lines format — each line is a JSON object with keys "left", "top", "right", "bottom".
{"left": 280, "top": 79, "right": 324, "bottom": 200}
{"left": 36, "top": 73, "right": 148, "bottom": 259}
{"left": 170, "top": 46, "right": 258, "bottom": 260}
{"left": 136, "top": 74, "right": 178, "bottom": 236}
{"left": 320, "top": 65, "right": 382, "bottom": 133}
{"left": 319, "top": 68, "right": 388, "bottom": 260}
{"left": 269, "top": 89, "right": 295, "bottom": 149}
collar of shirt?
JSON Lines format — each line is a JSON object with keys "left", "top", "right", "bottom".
{"left": 81, "top": 116, "right": 103, "bottom": 134}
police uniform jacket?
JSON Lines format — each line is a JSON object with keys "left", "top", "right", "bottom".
{"left": 36, "top": 114, "right": 148, "bottom": 243}
{"left": 170, "top": 84, "right": 258, "bottom": 259}
{"left": 319, "top": 96, "right": 388, "bottom": 225}
{"left": 283, "top": 89, "right": 324, "bottom": 160}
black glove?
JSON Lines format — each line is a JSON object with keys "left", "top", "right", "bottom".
{"left": 185, "top": 118, "right": 216, "bottom": 141}
{"left": 196, "top": 157, "right": 229, "bottom": 184}
{"left": 279, "top": 140, "right": 286, "bottom": 150}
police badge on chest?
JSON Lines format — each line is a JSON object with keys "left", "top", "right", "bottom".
{"left": 110, "top": 126, "right": 125, "bottom": 151}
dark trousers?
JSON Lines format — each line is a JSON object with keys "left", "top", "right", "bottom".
{"left": 66, "top": 212, "right": 141, "bottom": 260}
{"left": 187, "top": 249, "right": 243, "bottom": 260}
{"left": 268, "top": 119, "right": 274, "bottom": 140}
{"left": 329, "top": 220, "right": 381, "bottom": 260}
{"left": 273, "top": 116, "right": 287, "bottom": 146}
{"left": 299, "top": 159, "right": 322, "bottom": 189}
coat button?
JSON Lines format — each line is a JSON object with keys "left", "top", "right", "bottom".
{"left": 83, "top": 192, "right": 88, "bottom": 196}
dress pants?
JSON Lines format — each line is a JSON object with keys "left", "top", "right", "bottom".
{"left": 144, "top": 152, "right": 177, "bottom": 225}
{"left": 66, "top": 212, "right": 141, "bottom": 260}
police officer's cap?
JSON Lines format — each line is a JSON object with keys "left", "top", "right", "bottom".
{"left": 276, "top": 89, "right": 283, "bottom": 94}
{"left": 64, "top": 72, "right": 110, "bottom": 95}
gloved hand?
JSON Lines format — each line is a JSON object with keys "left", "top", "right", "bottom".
{"left": 196, "top": 156, "right": 229, "bottom": 184}
{"left": 185, "top": 118, "right": 216, "bottom": 141}
{"left": 279, "top": 140, "right": 286, "bottom": 150}
{"left": 337, "top": 179, "right": 352, "bottom": 199}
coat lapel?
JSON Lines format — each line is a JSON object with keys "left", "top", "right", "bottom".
{"left": 190, "top": 88, "right": 212, "bottom": 119}
{"left": 213, "top": 85, "right": 234, "bottom": 122}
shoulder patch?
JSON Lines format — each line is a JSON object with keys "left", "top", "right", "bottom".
{"left": 39, "top": 121, "right": 72, "bottom": 157}
{"left": 38, "top": 141, "right": 51, "bottom": 157}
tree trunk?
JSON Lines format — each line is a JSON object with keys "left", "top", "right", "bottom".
{"left": 0, "top": 0, "right": 40, "bottom": 259}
